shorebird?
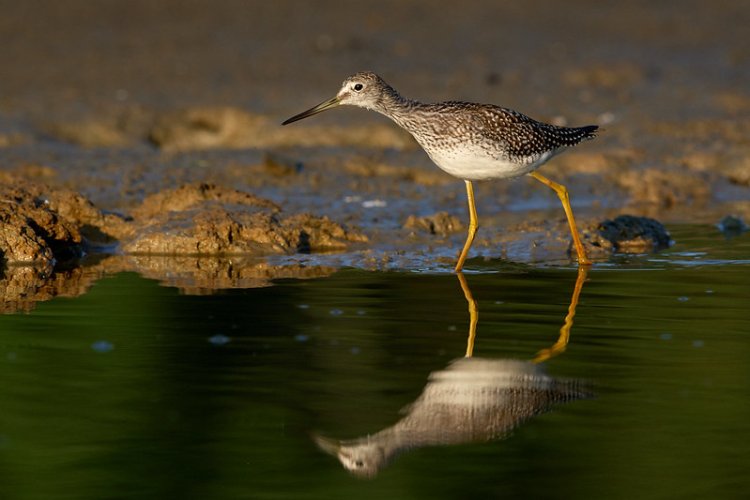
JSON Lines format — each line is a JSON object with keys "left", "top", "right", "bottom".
{"left": 282, "top": 71, "right": 597, "bottom": 271}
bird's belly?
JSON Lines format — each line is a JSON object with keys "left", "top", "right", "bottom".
{"left": 425, "top": 147, "right": 545, "bottom": 181}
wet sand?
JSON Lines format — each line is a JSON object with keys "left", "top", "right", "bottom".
{"left": 1, "top": 0, "right": 749, "bottom": 309}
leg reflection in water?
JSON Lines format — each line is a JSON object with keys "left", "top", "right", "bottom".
{"left": 314, "top": 268, "right": 592, "bottom": 478}
{"left": 458, "top": 266, "right": 589, "bottom": 361}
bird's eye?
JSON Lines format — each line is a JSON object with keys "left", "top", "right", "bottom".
{"left": 353, "top": 83, "right": 364, "bottom": 92}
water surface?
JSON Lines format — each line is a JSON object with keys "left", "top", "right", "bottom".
{"left": 0, "top": 225, "right": 748, "bottom": 499}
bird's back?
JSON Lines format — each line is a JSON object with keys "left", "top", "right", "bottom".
{"left": 392, "top": 101, "right": 598, "bottom": 181}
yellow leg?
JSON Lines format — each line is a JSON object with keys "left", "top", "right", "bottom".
{"left": 455, "top": 180, "right": 478, "bottom": 273}
{"left": 456, "top": 272, "right": 478, "bottom": 357}
{"left": 532, "top": 266, "right": 588, "bottom": 363}
{"left": 530, "top": 171, "right": 592, "bottom": 266}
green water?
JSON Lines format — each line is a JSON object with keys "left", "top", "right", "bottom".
{"left": 0, "top": 226, "right": 748, "bottom": 499}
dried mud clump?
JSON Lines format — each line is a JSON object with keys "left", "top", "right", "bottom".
{"left": 123, "top": 183, "right": 367, "bottom": 255}
{"left": 0, "top": 178, "right": 131, "bottom": 313}
{"left": 592, "top": 215, "right": 672, "bottom": 252}
{"left": 131, "top": 182, "right": 280, "bottom": 219}
{"left": 0, "top": 178, "right": 130, "bottom": 265}
{"left": 0, "top": 183, "right": 84, "bottom": 264}
{"left": 404, "top": 212, "right": 463, "bottom": 236}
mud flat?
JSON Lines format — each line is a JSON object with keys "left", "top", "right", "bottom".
{"left": 0, "top": 174, "right": 678, "bottom": 312}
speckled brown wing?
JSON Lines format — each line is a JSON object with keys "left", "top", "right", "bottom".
{"left": 464, "top": 104, "right": 598, "bottom": 162}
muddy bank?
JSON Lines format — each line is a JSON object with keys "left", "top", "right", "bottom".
{"left": 0, "top": 174, "right": 682, "bottom": 312}
{"left": 0, "top": 176, "right": 671, "bottom": 268}
{"left": 0, "top": 178, "right": 364, "bottom": 311}
{"left": 0, "top": 179, "right": 366, "bottom": 266}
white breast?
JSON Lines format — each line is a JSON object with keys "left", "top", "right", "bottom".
{"left": 423, "top": 144, "right": 551, "bottom": 181}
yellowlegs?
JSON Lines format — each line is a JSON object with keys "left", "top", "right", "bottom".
{"left": 282, "top": 71, "right": 597, "bottom": 271}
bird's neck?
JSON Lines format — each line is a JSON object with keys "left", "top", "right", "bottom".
{"left": 371, "top": 87, "right": 423, "bottom": 129}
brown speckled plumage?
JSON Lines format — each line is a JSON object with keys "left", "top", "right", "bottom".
{"left": 332, "top": 72, "right": 598, "bottom": 180}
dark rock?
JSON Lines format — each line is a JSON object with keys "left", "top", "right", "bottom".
{"left": 717, "top": 215, "right": 748, "bottom": 236}
{"left": 596, "top": 215, "right": 672, "bottom": 252}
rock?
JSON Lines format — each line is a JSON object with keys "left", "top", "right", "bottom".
{"left": 717, "top": 215, "right": 748, "bottom": 236}
{"left": 594, "top": 215, "right": 672, "bottom": 252}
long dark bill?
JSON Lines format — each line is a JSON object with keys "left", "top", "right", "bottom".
{"left": 281, "top": 96, "right": 341, "bottom": 125}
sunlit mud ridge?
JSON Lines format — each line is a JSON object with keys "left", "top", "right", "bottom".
{"left": 122, "top": 183, "right": 367, "bottom": 255}
{"left": 0, "top": 178, "right": 367, "bottom": 267}
{"left": 0, "top": 178, "right": 364, "bottom": 312}
{"left": 0, "top": 176, "right": 672, "bottom": 270}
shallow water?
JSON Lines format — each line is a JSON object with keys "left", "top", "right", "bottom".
{"left": 0, "top": 224, "right": 748, "bottom": 499}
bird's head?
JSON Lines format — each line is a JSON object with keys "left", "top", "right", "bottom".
{"left": 282, "top": 71, "right": 392, "bottom": 125}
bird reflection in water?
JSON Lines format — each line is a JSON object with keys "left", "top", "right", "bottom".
{"left": 314, "top": 267, "right": 591, "bottom": 478}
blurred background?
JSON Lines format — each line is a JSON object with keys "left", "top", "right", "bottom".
{"left": 2, "top": 0, "right": 748, "bottom": 116}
